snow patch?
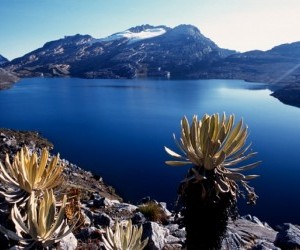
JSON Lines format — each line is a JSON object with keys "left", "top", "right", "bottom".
{"left": 91, "top": 27, "right": 166, "bottom": 45}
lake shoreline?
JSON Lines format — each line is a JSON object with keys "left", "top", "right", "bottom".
{"left": 2, "top": 73, "right": 300, "bottom": 109}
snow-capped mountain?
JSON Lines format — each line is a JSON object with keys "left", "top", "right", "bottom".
{"left": 5, "top": 24, "right": 235, "bottom": 79}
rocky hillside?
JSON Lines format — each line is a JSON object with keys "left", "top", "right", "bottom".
{"left": 1, "top": 128, "right": 300, "bottom": 249}
{"left": 208, "top": 41, "right": 300, "bottom": 85}
{"left": 4, "top": 24, "right": 235, "bottom": 79}
{"left": 0, "top": 68, "right": 19, "bottom": 89}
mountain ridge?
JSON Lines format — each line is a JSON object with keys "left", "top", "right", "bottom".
{"left": 3, "top": 24, "right": 300, "bottom": 107}
{"left": 0, "top": 54, "right": 9, "bottom": 65}
{"left": 4, "top": 24, "right": 236, "bottom": 79}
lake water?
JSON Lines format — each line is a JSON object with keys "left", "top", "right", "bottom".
{"left": 0, "top": 78, "right": 300, "bottom": 226}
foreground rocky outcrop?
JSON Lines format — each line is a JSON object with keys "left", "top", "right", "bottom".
{"left": 0, "top": 128, "right": 299, "bottom": 249}
{"left": 0, "top": 68, "right": 19, "bottom": 89}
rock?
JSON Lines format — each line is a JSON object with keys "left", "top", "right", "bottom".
{"left": 141, "top": 196, "right": 151, "bottom": 204}
{"left": 159, "top": 202, "right": 172, "bottom": 217}
{"left": 274, "top": 223, "right": 300, "bottom": 249}
{"left": 75, "top": 226, "right": 98, "bottom": 241}
{"left": 113, "top": 202, "right": 137, "bottom": 213}
{"left": 222, "top": 217, "right": 278, "bottom": 250}
{"left": 165, "top": 235, "right": 181, "bottom": 244}
{"left": 93, "top": 197, "right": 109, "bottom": 208}
{"left": 252, "top": 240, "right": 280, "bottom": 250}
{"left": 162, "top": 243, "right": 182, "bottom": 250}
{"left": 58, "top": 232, "right": 78, "bottom": 250}
{"left": 93, "top": 213, "right": 113, "bottom": 227}
{"left": 142, "top": 222, "right": 169, "bottom": 250}
{"left": 171, "top": 228, "right": 186, "bottom": 241}
{"left": 165, "top": 224, "right": 179, "bottom": 233}
{"left": 132, "top": 212, "right": 146, "bottom": 225}
{"left": 81, "top": 211, "right": 91, "bottom": 227}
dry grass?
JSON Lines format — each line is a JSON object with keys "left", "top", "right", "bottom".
{"left": 138, "top": 202, "right": 168, "bottom": 223}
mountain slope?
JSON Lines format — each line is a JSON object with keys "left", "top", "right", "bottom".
{"left": 0, "top": 55, "right": 9, "bottom": 65}
{"left": 208, "top": 41, "right": 300, "bottom": 84}
{"left": 5, "top": 24, "right": 235, "bottom": 79}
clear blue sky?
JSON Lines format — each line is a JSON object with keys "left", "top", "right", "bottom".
{"left": 1, "top": 0, "right": 300, "bottom": 60}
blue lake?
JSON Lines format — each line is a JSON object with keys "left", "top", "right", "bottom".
{"left": 0, "top": 78, "right": 300, "bottom": 226}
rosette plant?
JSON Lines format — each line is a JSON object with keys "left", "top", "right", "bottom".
{"left": 102, "top": 220, "right": 148, "bottom": 250}
{"left": 0, "top": 189, "right": 78, "bottom": 249}
{"left": 0, "top": 147, "right": 64, "bottom": 205}
{"left": 165, "top": 113, "right": 260, "bottom": 249}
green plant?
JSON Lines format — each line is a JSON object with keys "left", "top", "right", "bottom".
{"left": 165, "top": 113, "right": 260, "bottom": 249}
{"left": 0, "top": 147, "right": 64, "bottom": 205}
{"left": 102, "top": 220, "right": 148, "bottom": 250}
{"left": 0, "top": 189, "right": 78, "bottom": 249}
{"left": 138, "top": 202, "right": 168, "bottom": 223}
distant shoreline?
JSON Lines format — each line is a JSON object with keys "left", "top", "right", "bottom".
{"left": 1, "top": 73, "right": 300, "bottom": 109}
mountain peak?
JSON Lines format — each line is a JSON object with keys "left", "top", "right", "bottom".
{"left": 0, "top": 54, "right": 9, "bottom": 65}
{"left": 128, "top": 24, "right": 170, "bottom": 33}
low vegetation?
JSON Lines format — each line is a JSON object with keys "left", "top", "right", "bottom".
{"left": 138, "top": 201, "right": 168, "bottom": 223}
{"left": 102, "top": 220, "right": 148, "bottom": 250}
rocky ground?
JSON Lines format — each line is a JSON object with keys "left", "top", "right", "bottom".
{"left": 0, "top": 68, "right": 19, "bottom": 90}
{"left": 0, "top": 128, "right": 300, "bottom": 249}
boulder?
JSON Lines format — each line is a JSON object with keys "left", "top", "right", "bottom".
{"left": 58, "top": 232, "right": 78, "bottom": 250}
{"left": 274, "top": 223, "right": 300, "bottom": 249}
{"left": 142, "top": 222, "right": 169, "bottom": 250}
{"left": 132, "top": 212, "right": 147, "bottom": 224}
{"left": 93, "top": 213, "right": 113, "bottom": 227}
{"left": 222, "top": 217, "right": 278, "bottom": 249}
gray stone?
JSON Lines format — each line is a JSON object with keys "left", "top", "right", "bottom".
{"left": 132, "top": 212, "right": 146, "bottom": 224}
{"left": 172, "top": 229, "right": 186, "bottom": 241}
{"left": 81, "top": 211, "right": 91, "bottom": 227}
{"left": 113, "top": 202, "right": 137, "bottom": 213}
{"left": 252, "top": 216, "right": 266, "bottom": 227}
{"left": 58, "top": 232, "right": 78, "bottom": 250}
{"left": 165, "top": 224, "right": 179, "bottom": 233}
{"left": 222, "top": 217, "right": 278, "bottom": 250}
{"left": 93, "top": 212, "right": 113, "bottom": 227}
{"left": 76, "top": 226, "right": 98, "bottom": 241}
{"left": 252, "top": 239, "right": 280, "bottom": 250}
{"left": 93, "top": 197, "right": 112, "bottom": 208}
{"left": 165, "top": 235, "right": 181, "bottom": 244}
{"left": 274, "top": 223, "right": 300, "bottom": 249}
{"left": 142, "top": 222, "right": 169, "bottom": 250}
{"left": 162, "top": 243, "right": 183, "bottom": 250}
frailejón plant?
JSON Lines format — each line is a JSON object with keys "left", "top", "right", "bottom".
{"left": 165, "top": 113, "right": 260, "bottom": 204}
{"left": 165, "top": 113, "right": 261, "bottom": 249}
{"left": 0, "top": 189, "right": 78, "bottom": 248}
{"left": 0, "top": 147, "right": 64, "bottom": 204}
{"left": 102, "top": 220, "right": 148, "bottom": 250}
